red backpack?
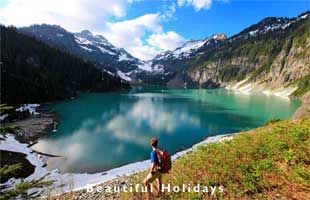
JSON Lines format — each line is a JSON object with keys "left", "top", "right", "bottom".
{"left": 156, "top": 148, "right": 171, "bottom": 173}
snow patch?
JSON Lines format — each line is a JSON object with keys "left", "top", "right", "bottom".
{"left": 173, "top": 39, "right": 206, "bottom": 58}
{"left": 263, "top": 24, "right": 282, "bottom": 33}
{"left": 155, "top": 34, "right": 225, "bottom": 60}
{"left": 0, "top": 133, "right": 231, "bottom": 195}
{"left": 281, "top": 22, "right": 291, "bottom": 29}
{"left": 0, "top": 134, "right": 59, "bottom": 196}
{"left": 262, "top": 90, "right": 272, "bottom": 95}
{"left": 249, "top": 29, "right": 259, "bottom": 36}
{"left": 226, "top": 78, "right": 249, "bottom": 90}
{"left": 97, "top": 46, "right": 116, "bottom": 55}
{"left": 152, "top": 64, "right": 165, "bottom": 73}
{"left": 0, "top": 114, "right": 8, "bottom": 121}
{"left": 137, "top": 62, "right": 152, "bottom": 71}
{"left": 273, "top": 88, "right": 297, "bottom": 98}
{"left": 117, "top": 70, "right": 132, "bottom": 81}
{"left": 80, "top": 45, "right": 93, "bottom": 52}
{"left": 298, "top": 13, "right": 309, "bottom": 20}
{"left": 226, "top": 79, "right": 297, "bottom": 98}
{"left": 15, "top": 104, "right": 40, "bottom": 115}
{"left": 75, "top": 36, "right": 93, "bottom": 46}
{"left": 118, "top": 53, "right": 133, "bottom": 62}
{"left": 102, "top": 69, "right": 115, "bottom": 76}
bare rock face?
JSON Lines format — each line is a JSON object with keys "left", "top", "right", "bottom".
{"left": 212, "top": 33, "right": 227, "bottom": 40}
{"left": 150, "top": 11, "right": 308, "bottom": 94}
{"left": 187, "top": 13, "right": 310, "bottom": 94}
{"left": 266, "top": 38, "right": 310, "bottom": 88}
{"left": 293, "top": 92, "right": 310, "bottom": 120}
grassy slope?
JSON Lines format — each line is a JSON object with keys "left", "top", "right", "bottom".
{"left": 124, "top": 119, "right": 310, "bottom": 199}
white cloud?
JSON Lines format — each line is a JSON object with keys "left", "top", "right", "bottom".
{"left": 177, "top": 0, "right": 213, "bottom": 11}
{"left": 161, "top": 2, "right": 177, "bottom": 20}
{"left": 127, "top": 0, "right": 143, "bottom": 2}
{"left": 0, "top": 0, "right": 127, "bottom": 31}
{"left": 103, "top": 13, "right": 162, "bottom": 47}
{"left": 147, "top": 31, "right": 186, "bottom": 51}
{"left": 100, "top": 13, "right": 187, "bottom": 60}
{"left": 128, "top": 45, "right": 160, "bottom": 61}
{"left": 105, "top": 99, "right": 200, "bottom": 146}
{"left": 0, "top": 0, "right": 187, "bottom": 60}
{"left": 100, "top": 13, "right": 163, "bottom": 60}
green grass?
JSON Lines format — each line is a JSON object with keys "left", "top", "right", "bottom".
{"left": 0, "top": 125, "right": 19, "bottom": 137}
{"left": 0, "top": 164, "right": 53, "bottom": 200}
{"left": 123, "top": 119, "right": 310, "bottom": 199}
{"left": 0, "top": 104, "right": 14, "bottom": 116}
{"left": 0, "top": 104, "right": 14, "bottom": 112}
{"left": 0, "top": 163, "right": 22, "bottom": 183}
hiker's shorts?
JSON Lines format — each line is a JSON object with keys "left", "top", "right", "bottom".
{"left": 144, "top": 171, "right": 162, "bottom": 183}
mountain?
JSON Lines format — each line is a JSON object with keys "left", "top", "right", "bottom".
{"left": 145, "top": 34, "right": 227, "bottom": 87}
{"left": 150, "top": 11, "right": 310, "bottom": 95}
{"left": 1, "top": 26, "right": 129, "bottom": 104}
{"left": 17, "top": 11, "right": 310, "bottom": 96}
{"left": 19, "top": 24, "right": 159, "bottom": 82}
{"left": 153, "top": 34, "right": 227, "bottom": 62}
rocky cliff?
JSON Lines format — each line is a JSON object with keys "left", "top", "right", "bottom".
{"left": 149, "top": 11, "right": 310, "bottom": 97}
{"left": 186, "top": 11, "right": 310, "bottom": 96}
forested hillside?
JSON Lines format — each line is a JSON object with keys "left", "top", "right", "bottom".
{"left": 1, "top": 26, "right": 129, "bottom": 104}
{"left": 19, "top": 25, "right": 159, "bottom": 82}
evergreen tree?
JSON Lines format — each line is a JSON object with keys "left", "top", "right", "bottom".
{"left": 1, "top": 26, "right": 129, "bottom": 104}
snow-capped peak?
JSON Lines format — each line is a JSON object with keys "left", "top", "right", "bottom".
{"left": 80, "top": 30, "right": 92, "bottom": 36}
{"left": 297, "top": 11, "right": 309, "bottom": 20}
{"left": 73, "top": 30, "right": 120, "bottom": 56}
{"left": 211, "top": 33, "right": 227, "bottom": 40}
{"left": 236, "top": 12, "right": 309, "bottom": 39}
{"left": 154, "top": 33, "right": 227, "bottom": 60}
{"left": 173, "top": 39, "right": 206, "bottom": 56}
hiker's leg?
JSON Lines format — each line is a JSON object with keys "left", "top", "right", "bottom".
{"left": 144, "top": 180, "right": 151, "bottom": 200}
{"left": 144, "top": 174, "right": 155, "bottom": 200}
{"left": 157, "top": 175, "right": 162, "bottom": 195}
{"left": 144, "top": 179, "right": 152, "bottom": 192}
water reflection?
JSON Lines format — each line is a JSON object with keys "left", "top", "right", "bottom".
{"left": 34, "top": 94, "right": 202, "bottom": 172}
{"left": 33, "top": 88, "right": 300, "bottom": 173}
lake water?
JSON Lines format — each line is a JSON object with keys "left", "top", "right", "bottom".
{"left": 33, "top": 87, "right": 301, "bottom": 173}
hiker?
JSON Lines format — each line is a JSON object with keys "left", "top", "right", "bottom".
{"left": 144, "top": 137, "right": 171, "bottom": 198}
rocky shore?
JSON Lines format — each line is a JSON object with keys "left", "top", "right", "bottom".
{"left": 52, "top": 135, "right": 233, "bottom": 200}
{"left": 1, "top": 90, "right": 309, "bottom": 200}
{"left": 0, "top": 105, "right": 57, "bottom": 192}
{"left": 53, "top": 91, "right": 310, "bottom": 200}
{"left": 3, "top": 106, "right": 56, "bottom": 143}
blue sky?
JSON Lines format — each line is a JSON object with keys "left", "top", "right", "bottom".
{"left": 0, "top": 0, "right": 309, "bottom": 60}
{"left": 125, "top": 0, "right": 309, "bottom": 39}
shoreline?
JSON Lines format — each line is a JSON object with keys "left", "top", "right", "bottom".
{"left": 3, "top": 106, "right": 57, "bottom": 143}
{"left": 0, "top": 89, "right": 306, "bottom": 197}
{"left": 225, "top": 78, "right": 298, "bottom": 99}
{"left": 0, "top": 132, "right": 232, "bottom": 196}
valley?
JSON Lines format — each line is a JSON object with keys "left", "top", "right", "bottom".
{"left": 18, "top": 11, "right": 310, "bottom": 98}
{"left": 0, "top": 9, "right": 309, "bottom": 200}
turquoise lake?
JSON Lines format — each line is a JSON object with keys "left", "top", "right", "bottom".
{"left": 33, "top": 87, "right": 301, "bottom": 173}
